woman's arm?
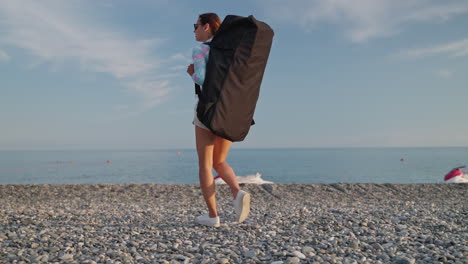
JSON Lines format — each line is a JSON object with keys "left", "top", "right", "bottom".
{"left": 191, "top": 44, "right": 209, "bottom": 85}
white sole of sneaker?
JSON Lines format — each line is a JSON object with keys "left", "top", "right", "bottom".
{"left": 237, "top": 192, "right": 251, "bottom": 223}
{"left": 196, "top": 218, "right": 220, "bottom": 227}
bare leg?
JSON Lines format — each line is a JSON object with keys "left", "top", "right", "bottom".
{"left": 195, "top": 126, "right": 217, "bottom": 217}
{"left": 213, "top": 136, "right": 240, "bottom": 199}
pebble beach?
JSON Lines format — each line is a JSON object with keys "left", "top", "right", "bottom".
{"left": 0, "top": 183, "right": 467, "bottom": 264}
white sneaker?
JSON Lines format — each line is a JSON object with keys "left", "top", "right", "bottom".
{"left": 233, "top": 190, "right": 251, "bottom": 223}
{"left": 196, "top": 213, "right": 220, "bottom": 227}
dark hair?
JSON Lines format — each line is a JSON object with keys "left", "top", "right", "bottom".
{"left": 199, "top": 13, "right": 221, "bottom": 35}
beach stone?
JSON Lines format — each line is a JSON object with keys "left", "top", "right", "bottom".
{"left": 128, "top": 241, "right": 139, "bottom": 247}
{"left": 350, "top": 241, "right": 359, "bottom": 250}
{"left": 244, "top": 250, "right": 256, "bottom": 258}
{"left": 160, "top": 243, "right": 169, "bottom": 249}
{"left": 230, "top": 255, "right": 240, "bottom": 263}
{"left": 6, "top": 253, "right": 16, "bottom": 260}
{"left": 35, "top": 254, "right": 49, "bottom": 262}
{"left": 50, "top": 246, "right": 60, "bottom": 253}
{"left": 60, "top": 254, "right": 74, "bottom": 261}
{"left": 373, "top": 243, "right": 384, "bottom": 251}
{"left": 382, "top": 243, "right": 393, "bottom": 249}
{"left": 268, "top": 231, "right": 277, "bottom": 236}
{"left": 28, "top": 254, "right": 39, "bottom": 263}
{"left": 445, "top": 254, "right": 456, "bottom": 261}
{"left": 216, "top": 258, "right": 229, "bottom": 264}
{"left": 291, "top": 251, "right": 306, "bottom": 259}
{"left": 285, "top": 257, "right": 300, "bottom": 264}
{"left": 123, "top": 256, "right": 133, "bottom": 262}
{"left": 394, "top": 256, "right": 415, "bottom": 264}
{"left": 271, "top": 261, "right": 284, "bottom": 264}
{"left": 422, "top": 256, "right": 432, "bottom": 262}
{"left": 396, "top": 225, "right": 407, "bottom": 231}
{"left": 302, "top": 246, "right": 314, "bottom": 254}
{"left": 7, "top": 232, "right": 17, "bottom": 238}
{"left": 438, "top": 256, "right": 448, "bottom": 262}
{"left": 377, "top": 253, "right": 390, "bottom": 261}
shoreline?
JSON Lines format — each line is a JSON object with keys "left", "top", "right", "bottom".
{"left": 1, "top": 184, "right": 467, "bottom": 263}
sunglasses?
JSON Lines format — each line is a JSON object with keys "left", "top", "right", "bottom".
{"left": 194, "top": 23, "right": 202, "bottom": 30}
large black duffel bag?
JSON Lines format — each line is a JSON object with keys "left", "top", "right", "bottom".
{"left": 195, "top": 15, "right": 274, "bottom": 142}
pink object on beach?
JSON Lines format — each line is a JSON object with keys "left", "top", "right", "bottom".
{"left": 444, "top": 169, "right": 463, "bottom": 181}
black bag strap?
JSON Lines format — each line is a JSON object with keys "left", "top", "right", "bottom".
{"left": 194, "top": 83, "right": 203, "bottom": 100}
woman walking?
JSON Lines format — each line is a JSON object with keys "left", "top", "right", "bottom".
{"left": 187, "top": 13, "right": 251, "bottom": 227}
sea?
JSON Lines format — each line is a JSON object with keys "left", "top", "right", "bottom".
{"left": 0, "top": 147, "right": 467, "bottom": 184}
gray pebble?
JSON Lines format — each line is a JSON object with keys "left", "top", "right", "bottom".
{"left": 290, "top": 251, "right": 306, "bottom": 259}
{"left": 60, "top": 254, "right": 74, "bottom": 261}
{"left": 0, "top": 184, "right": 465, "bottom": 264}
{"left": 394, "top": 256, "right": 415, "bottom": 264}
{"left": 244, "top": 250, "right": 257, "bottom": 258}
{"left": 217, "top": 258, "right": 229, "bottom": 264}
{"left": 350, "top": 241, "right": 359, "bottom": 250}
{"left": 285, "top": 257, "right": 300, "bottom": 264}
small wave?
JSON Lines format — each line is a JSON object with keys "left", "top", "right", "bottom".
{"left": 215, "top": 172, "right": 273, "bottom": 185}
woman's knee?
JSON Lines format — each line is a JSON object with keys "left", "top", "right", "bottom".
{"left": 213, "top": 161, "right": 229, "bottom": 172}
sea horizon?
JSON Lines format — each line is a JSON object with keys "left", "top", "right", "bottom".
{"left": 1, "top": 147, "right": 467, "bottom": 185}
{"left": 2, "top": 145, "right": 468, "bottom": 152}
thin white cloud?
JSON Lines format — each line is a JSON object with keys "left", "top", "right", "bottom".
{"left": 257, "top": 0, "right": 468, "bottom": 42}
{"left": 170, "top": 65, "right": 187, "bottom": 71}
{"left": 114, "top": 105, "right": 130, "bottom": 112}
{"left": 170, "top": 53, "right": 189, "bottom": 61}
{"left": 0, "top": 0, "right": 173, "bottom": 112}
{"left": 124, "top": 80, "right": 172, "bottom": 110}
{"left": 398, "top": 38, "right": 468, "bottom": 58}
{"left": 0, "top": 50, "right": 10, "bottom": 62}
{"left": 436, "top": 70, "right": 453, "bottom": 78}
{"left": 109, "top": 80, "right": 173, "bottom": 120}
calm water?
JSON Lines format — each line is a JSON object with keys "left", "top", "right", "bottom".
{"left": 0, "top": 148, "right": 467, "bottom": 184}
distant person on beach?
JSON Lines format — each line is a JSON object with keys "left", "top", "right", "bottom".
{"left": 186, "top": 13, "right": 251, "bottom": 227}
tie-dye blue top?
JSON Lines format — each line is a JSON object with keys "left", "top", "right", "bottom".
{"left": 191, "top": 39, "right": 211, "bottom": 86}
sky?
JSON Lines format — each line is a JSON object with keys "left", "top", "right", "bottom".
{"left": 1, "top": 0, "right": 468, "bottom": 150}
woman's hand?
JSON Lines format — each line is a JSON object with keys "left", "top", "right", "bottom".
{"left": 187, "top": 64, "right": 194, "bottom": 76}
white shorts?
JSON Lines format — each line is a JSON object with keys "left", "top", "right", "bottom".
{"left": 193, "top": 104, "right": 209, "bottom": 130}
